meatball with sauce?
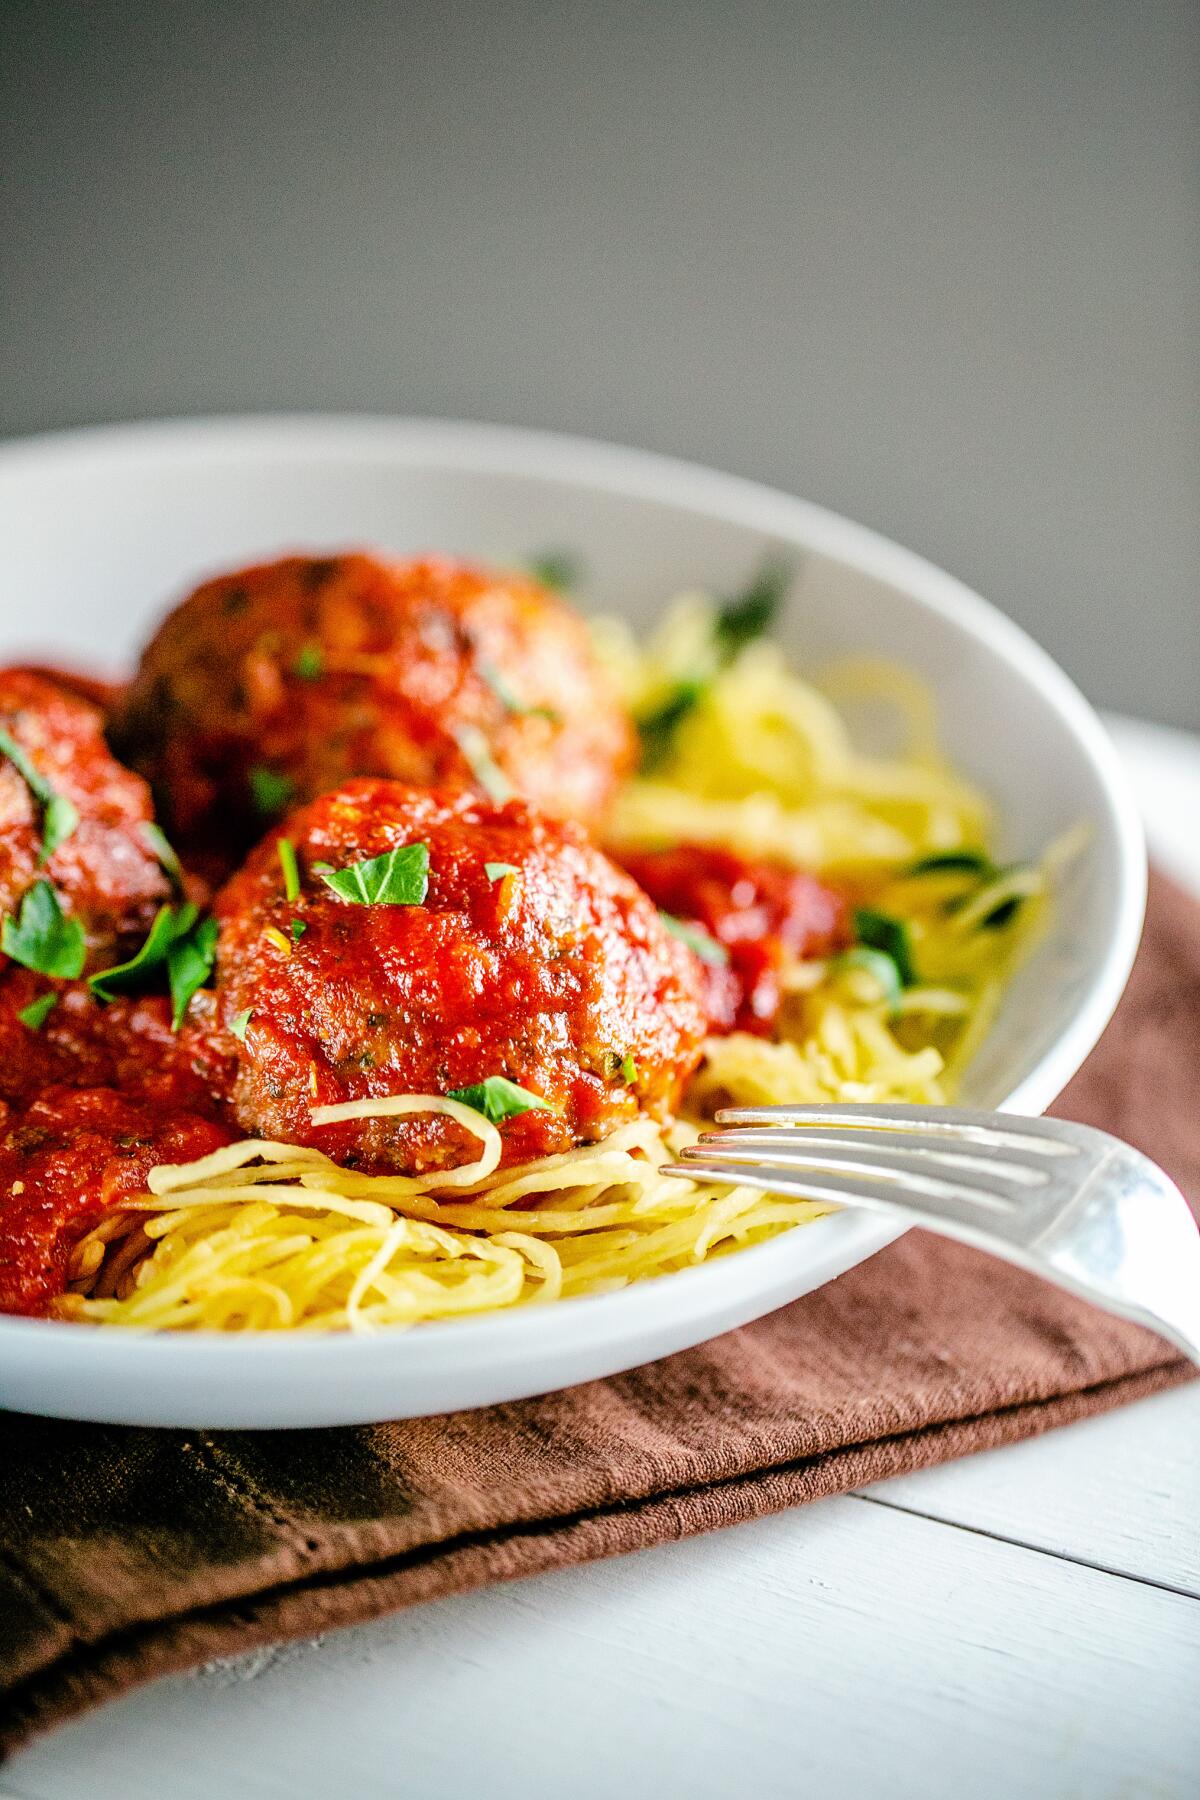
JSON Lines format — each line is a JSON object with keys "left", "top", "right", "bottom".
{"left": 114, "top": 553, "right": 635, "bottom": 865}
{"left": 0, "top": 669, "right": 172, "bottom": 971}
{"left": 212, "top": 780, "right": 707, "bottom": 1176}
{"left": 0, "top": 1086, "right": 234, "bottom": 1317}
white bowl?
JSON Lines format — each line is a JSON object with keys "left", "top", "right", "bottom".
{"left": 0, "top": 416, "right": 1145, "bottom": 1427}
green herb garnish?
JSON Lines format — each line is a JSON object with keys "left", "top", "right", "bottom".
{"left": 853, "top": 908, "right": 916, "bottom": 987}
{"left": 0, "top": 727, "right": 79, "bottom": 862}
{"left": 291, "top": 917, "right": 307, "bottom": 941}
{"left": 447, "top": 1075, "right": 554, "bottom": 1124}
{"left": 88, "top": 902, "right": 199, "bottom": 1002}
{"left": 140, "top": 820, "right": 185, "bottom": 890}
{"left": 277, "top": 836, "right": 301, "bottom": 903}
{"left": 636, "top": 679, "right": 709, "bottom": 772}
{"left": 229, "top": 1008, "right": 253, "bottom": 1043}
{"left": 318, "top": 843, "right": 430, "bottom": 907}
{"left": 620, "top": 1053, "right": 638, "bottom": 1084}
{"left": 18, "top": 991, "right": 58, "bottom": 1031}
{"left": 659, "top": 911, "right": 730, "bottom": 966}
{"left": 832, "top": 946, "right": 905, "bottom": 1009}
{"left": 167, "top": 916, "right": 220, "bottom": 1030}
{"left": 905, "top": 849, "right": 995, "bottom": 878}
{"left": 292, "top": 642, "right": 325, "bottom": 681}
{"left": 453, "top": 725, "right": 513, "bottom": 804}
{"left": 248, "top": 765, "right": 295, "bottom": 817}
{"left": 2, "top": 880, "right": 87, "bottom": 979}
{"left": 484, "top": 861, "right": 518, "bottom": 882}
{"left": 712, "top": 559, "right": 791, "bottom": 659}
{"left": 527, "top": 550, "right": 581, "bottom": 593}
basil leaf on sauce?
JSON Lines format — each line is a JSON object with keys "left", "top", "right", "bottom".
{"left": 291, "top": 642, "right": 324, "bottom": 680}
{"left": 620, "top": 1053, "right": 638, "bottom": 1084}
{"left": 167, "top": 915, "right": 220, "bottom": 1030}
{"left": 229, "top": 1007, "right": 253, "bottom": 1042}
{"left": 18, "top": 991, "right": 58, "bottom": 1031}
{"left": 484, "top": 861, "right": 518, "bottom": 881}
{"left": 318, "top": 843, "right": 430, "bottom": 907}
{"left": 853, "top": 908, "right": 916, "bottom": 987}
{"left": 453, "top": 726, "right": 513, "bottom": 805}
{"left": 447, "top": 1075, "right": 553, "bottom": 1124}
{"left": 248, "top": 765, "right": 295, "bottom": 817}
{"left": 277, "top": 836, "right": 301, "bottom": 902}
{"left": 0, "top": 727, "right": 80, "bottom": 861}
{"left": 88, "top": 902, "right": 199, "bottom": 1001}
{"left": 139, "top": 820, "right": 185, "bottom": 890}
{"left": 2, "top": 880, "right": 87, "bottom": 979}
{"left": 659, "top": 911, "right": 730, "bottom": 966}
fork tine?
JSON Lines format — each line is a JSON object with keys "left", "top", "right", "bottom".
{"left": 675, "top": 1143, "right": 1021, "bottom": 1212}
{"left": 697, "top": 1127, "right": 1054, "bottom": 1187}
{"left": 713, "top": 1104, "right": 1087, "bottom": 1157}
{"left": 662, "top": 1157, "right": 1011, "bottom": 1226}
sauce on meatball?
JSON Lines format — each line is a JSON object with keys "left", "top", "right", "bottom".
{"left": 0, "top": 1087, "right": 233, "bottom": 1317}
{"left": 114, "top": 554, "right": 635, "bottom": 866}
{"left": 213, "top": 780, "right": 707, "bottom": 1175}
{"left": 0, "top": 668, "right": 171, "bottom": 968}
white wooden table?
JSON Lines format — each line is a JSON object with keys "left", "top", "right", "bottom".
{"left": 5, "top": 719, "right": 1198, "bottom": 1800}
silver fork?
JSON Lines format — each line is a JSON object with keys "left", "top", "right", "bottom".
{"left": 664, "top": 1105, "right": 1200, "bottom": 1364}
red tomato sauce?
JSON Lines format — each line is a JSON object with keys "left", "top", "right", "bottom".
{"left": 616, "top": 845, "right": 851, "bottom": 1035}
{"left": 0, "top": 1087, "right": 233, "bottom": 1317}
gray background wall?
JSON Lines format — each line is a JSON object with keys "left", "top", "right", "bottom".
{"left": 2, "top": 0, "right": 1197, "bottom": 725}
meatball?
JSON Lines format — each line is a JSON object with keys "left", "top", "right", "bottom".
{"left": 0, "top": 1086, "right": 234, "bottom": 1317}
{"left": 617, "top": 845, "right": 851, "bottom": 1034}
{"left": 114, "top": 553, "right": 635, "bottom": 865}
{"left": 0, "top": 669, "right": 171, "bottom": 969}
{"left": 213, "top": 780, "right": 707, "bottom": 1175}
{"left": 0, "top": 967, "right": 235, "bottom": 1119}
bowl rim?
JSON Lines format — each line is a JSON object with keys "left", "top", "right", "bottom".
{"left": 0, "top": 412, "right": 1147, "bottom": 1376}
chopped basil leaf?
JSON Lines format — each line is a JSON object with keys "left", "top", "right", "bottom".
{"left": 527, "top": 550, "right": 581, "bottom": 593}
{"left": 484, "top": 861, "right": 518, "bottom": 882}
{"left": 447, "top": 1074, "right": 553, "bottom": 1123}
{"left": 229, "top": 1007, "right": 253, "bottom": 1042}
{"left": 248, "top": 765, "right": 294, "bottom": 816}
{"left": 833, "top": 946, "right": 905, "bottom": 1009}
{"left": 88, "top": 902, "right": 199, "bottom": 1001}
{"left": 291, "top": 917, "right": 307, "bottom": 941}
{"left": 292, "top": 642, "right": 325, "bottom": 680}
{"left": 659, "top": 911, "right": 730, "bottom": 966}
{"left": 277, "top": 836, "right": 301, "bottom": 902}
{"left": 167, "top": 915, "right": 220, "bottom": 1030}
{"left": 318, "top": 842, "right": 431, "bottom": 906}
{"left": 905, "top": 849, "right": 995, "bottom": 878}
{"left": 620, "top": 1052, "right": 638, "bottom": 1084}
{"left": 18, "top": 991, "right": 58, "bottom": 1031}
{"left": 453, "top": 725, "right": 513, "bottom": 804}
{"left": 980, "top": 895, "right": 1022, "bottom": 928}
{"left": 2, "top": 880, "right": 87, "bottom": 979}
{"left": 0, "top": 727, "right": 79, "bottom": 861}
{"left": 636, "top": 679, "right": 708, "bottom": 772}
{"left": 853, "top": 908, "right": 916, "bottom": 987}
{"left": 713, "top": 559, "right": 791, "bottom": 658}
{"left": 40, "top": 792, "right": 80, "bottom": 861}
{"left": 140, "top": 820, "right": 185, "bottom": 889}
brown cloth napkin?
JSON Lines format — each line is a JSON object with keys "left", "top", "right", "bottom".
{"left": 2, "top": 869, "right": 1197, "bottom": 1759}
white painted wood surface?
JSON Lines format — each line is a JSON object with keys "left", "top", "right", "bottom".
{"left": 4, "top": 718, "right": 1199, "bottom": 1800}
